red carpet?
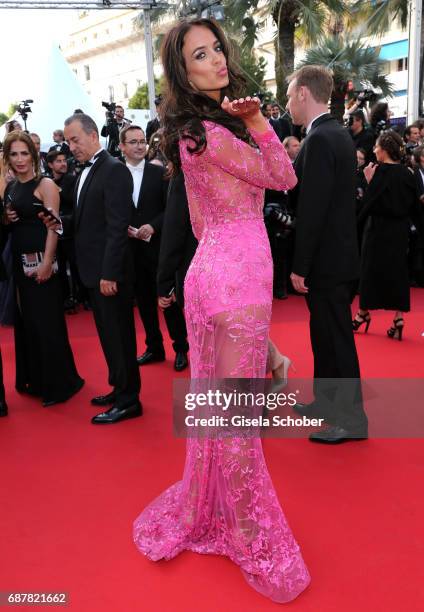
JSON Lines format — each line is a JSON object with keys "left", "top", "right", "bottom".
{"left": 1, "top": 291, "right": 424, "bottom": 611}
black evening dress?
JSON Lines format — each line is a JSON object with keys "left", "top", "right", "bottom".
{"left": 358, "top": 163, "right": 423, "bottom": 312}
{"left": 5, "top": 178, "right": 84, "bottom": 404}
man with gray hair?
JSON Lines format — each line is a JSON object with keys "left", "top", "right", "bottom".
{"left": 60, "top": 113, "right": 142, "bottom": 424}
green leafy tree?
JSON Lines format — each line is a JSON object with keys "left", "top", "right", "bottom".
{"left": 128, "top": 76, "right": 165, "bottom": 109}
{"left": 0, "top": 112, "right": 8, "bottom": 127}
{"left": 7, "top": 103, "right": 18, "bottom": 117}
{"left": 300, "top": 36, "right": 394, "bottom": 122}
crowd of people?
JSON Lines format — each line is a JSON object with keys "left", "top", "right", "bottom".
{"left": 1, "top": 14, "right": 424, "bottom": 604}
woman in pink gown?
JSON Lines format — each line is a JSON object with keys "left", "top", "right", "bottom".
{"left": 133, "top": 18, "right": 311, "bottom": 603}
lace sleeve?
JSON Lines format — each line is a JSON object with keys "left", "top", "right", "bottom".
{"left": 201, "top": 121, "right": 297, "bottom": 191}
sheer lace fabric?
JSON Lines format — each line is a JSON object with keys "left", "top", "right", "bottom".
{"left": 133, "top": 122, "right": 310, "bottom": 602}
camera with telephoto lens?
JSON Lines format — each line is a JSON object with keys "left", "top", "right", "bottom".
{"left": 353, "top": 89, "right": 377, "bottom": 108}
{"left": 102, "top": 100, "right": 117, "bottom": 121}
{"left": 101, "top": 101, "right": 121, "bottom": 157}
{"left": 264, "top": 202, "right": 296, "bottom": 229}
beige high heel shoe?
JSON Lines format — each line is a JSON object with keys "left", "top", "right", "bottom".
{"left": 271, "top": 355, "right": 296, "bottom": 389}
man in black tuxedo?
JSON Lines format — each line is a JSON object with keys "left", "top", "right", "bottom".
{"left": 49, "top": 129, "right": 71, "bottom": 158}
{"left": 286, "top": 65, "right": 368, "bottom": 443}
{"left": 119, "top": 125, "right": 189, "bottom": 371}
{"left": 62, "top": 113, "right": 141, "bottom": 424}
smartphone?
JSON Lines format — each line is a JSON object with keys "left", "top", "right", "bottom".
{"left": 33, "top": 203, "right": 60, "bottom": 223}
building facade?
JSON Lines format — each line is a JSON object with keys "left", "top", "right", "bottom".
{"left": 62, "top": 7, "right": 409, "bottom": 119}
{"left": 61, "top": 9, "right": 156, "bottom": 108}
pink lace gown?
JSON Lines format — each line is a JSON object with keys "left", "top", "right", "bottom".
{"left": 133, "top": 121, "right": 311, "bottom": 603}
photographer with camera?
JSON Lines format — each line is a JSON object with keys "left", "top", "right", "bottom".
{"left": 370, "top": 102, "right": 391, "bottom": 139}
{"left": 344, "top": 90, "right": 374, "bottom": 121}
{"left": 145, "top": 96, "right": 162, "bottom": 143}
{"left": 348, "top": 110, "right": 375, "bottom": 163}
{"left": 101, "top": 103, "right": 130, "bottom": 158}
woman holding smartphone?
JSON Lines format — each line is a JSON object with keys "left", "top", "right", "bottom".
{"left": 2, "top": 130, "right": 83, "bottom": 407}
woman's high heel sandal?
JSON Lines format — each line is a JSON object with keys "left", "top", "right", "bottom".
{"left": 387, "top": 318, "right": 404, "bottom": 341}
{"left": 272, "top": 355, "right": 296, "bottom": 389}
{"left": 352, "top": 311, "right": 371, "bottom": 333}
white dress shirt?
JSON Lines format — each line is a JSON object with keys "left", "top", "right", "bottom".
{"left": 126, "top": 159, "right": 145, "bottom": 207}
{"left": 306, "top": 112, "right": 328, "bottom": 135}
{"left": 77, "top": 148, "right": 103, "bottom": 205}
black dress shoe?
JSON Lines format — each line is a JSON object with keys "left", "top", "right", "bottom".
{"left": 91, "top": 401, "right": 143, "bottom": 424}
{"left": 174, "top": 352, "right": 188, "bottom": 372}
{"left": 0, "top": 401, "right": 8, "bottom": 417}
{"left": 309, "top": 425, "right": 368, "bottom": 444}
{"left": 137, "top": 351, "right": 165, "bottom": 366}
{"left": 91, "top": 391, "right": 116, "bottom": 406}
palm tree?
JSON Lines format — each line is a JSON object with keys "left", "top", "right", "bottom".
{"left": 224, "top": 0, "right": 349, "bottom": 104}
{"left": 299, "top": 36, "right": 394, "bottom": 122}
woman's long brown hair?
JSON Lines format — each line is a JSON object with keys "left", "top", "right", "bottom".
{"left": 160, "top": 18, "right": 253, "bottom": 176}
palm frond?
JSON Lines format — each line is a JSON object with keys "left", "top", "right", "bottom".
{"left": 300, "top": 35, "right": 395, "bottom": 97}
{"left": 351, "top": 0, "right": 409, "bottom": 37}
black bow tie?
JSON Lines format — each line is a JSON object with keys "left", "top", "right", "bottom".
{"left": 82, "top": 152, "right": 101, "bottom": 169}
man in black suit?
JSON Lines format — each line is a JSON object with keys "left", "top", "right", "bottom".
{"left": 145, "top": 95, "right": 162, "bottom": 144}
{"left": 62, "top": 113, "right": 141, "bottom": 424}
{"left": 286, "top": 65, "right": 368, "bottom": 443}
{"left": 47, "top": 150, "right": 85, "bottom": 312}
{"left": 119, "top": 125, "right": 189, "bottom": 371}
{"left": 269, "top": 102, "right": 292, "bottom": 142}
{"left": 349, "top": 110, "right": 375, "bottom": 163}
{"left": 414, "top": 145, "right": 424, "bottom": 201}
{"left": 30, "top": 133, "right": 49, "bottom": 175}
{"left": 157, "top": 172, "right": 198, "bottom": 309}
{"left": 49, "top": 129, "right": 71, "bottom": 158}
